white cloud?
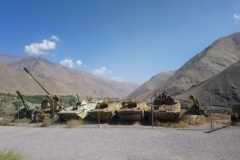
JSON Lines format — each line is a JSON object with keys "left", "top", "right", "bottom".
{"left": 59, "top": 58, "right": 74, "bottom": 68}
{"left": 24, "top": 39, "right": 56, "bottom": 55}
{"left": 76, "top": 60, "right": 82, "bottom": 67}
{"left": 111, "top": 76, "right": 124, "bottom": 81}
{"left": 234, "top": 14, "right": 240, "bottom": 20}
{"left": 51, "top": 35, "right": 60, "bottom": 41}
{"left": 92, "top": 67, "right": 112, "bottom": 75}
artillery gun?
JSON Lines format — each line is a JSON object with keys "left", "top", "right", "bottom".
{"left": 186, "top": 95, "right": 208, "bottom": 117}
{"left": 58, "top": 95, "right": 98, "bottom": 121}
{"left": 15, "top": 90, "right": 38, "bottom": 121}
{"left": 145, "top": 92, "right": 181, "bottom": 122}
{"left": 88, "top": 97, "right": 122, "bottom": 121}
{"left": 116, "top": 97, "right": 147, "bottom": 123}
{"left": 23, "top": 67, "right": 64, "bottom": 118}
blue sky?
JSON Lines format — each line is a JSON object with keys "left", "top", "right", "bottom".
{"left": 1, "top": 0, "right": 240, "bottom": 84}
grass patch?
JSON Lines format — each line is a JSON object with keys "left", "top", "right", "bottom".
{"left": 231, "top": 121, "right": 240, "bottom": 126}
{"left": 13, "top": 118, "right": 32, "bottom": 123}
{"left": 0, "top": 148, "right": 25, "bottom": 160}
{"left": 66, "top": 119, "right": 86, "bottom": 128}
{"left": 0, "top": 119, "right": 15, "bottom": 126}
{"left": 40, "top": 119, "right": 52, "bottom": 127}
{"left": 154, "top": 120, "right": 188, "bottom": 128}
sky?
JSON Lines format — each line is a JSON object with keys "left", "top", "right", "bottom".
{"left": 0, "top": 0, "right": 240, "bottom": 84}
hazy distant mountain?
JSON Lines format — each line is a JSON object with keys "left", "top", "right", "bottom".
{"left": 0, "top": 54, "right": 139, "bottom": 99}
{"left": 176, "top": 60, "right": 240, "bottom": 107}
{"left": 127, "top": 70, "right": 176, "bottom": 101}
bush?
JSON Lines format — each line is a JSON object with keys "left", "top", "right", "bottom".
{"left": 40, "top": 119, "right": 52, "bottom": 127}
{"left": 0, "top": 119, "right": 15, "bottom": 126}
{"left": 66, "top": 119, "right": 85, "bottom": 128}
{"left": 0, "top": 148, "right": 25, "bottom": 160}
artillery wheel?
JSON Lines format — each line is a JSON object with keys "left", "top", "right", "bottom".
{"left": 231, "top": 113, "right": 238, "bottom": 122}
{"left": 34, "top": 112, "right": 40, "bottom": 123}
{"left": 31, "top": 110, "right": 37, "bottom": 121}
{"left": 15, "top": 110, "right": 25, "bottom": 119}
{"left": 174, "top": 113, "right": 180, "bottom": 123}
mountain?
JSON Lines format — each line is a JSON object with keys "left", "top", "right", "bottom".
{"left": 127, "top": 70, "right": 176, "bottom": 101}
{"left": 176, "top": 60, "right": 240, "bottom": 107}
{"left": 0, "top": 54, "right": 139, "bottom": 99}
{"left": 129, "top": 32, "right": 240, "bottom": 101}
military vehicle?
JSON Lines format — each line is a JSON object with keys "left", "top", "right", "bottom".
{"left": 88, "top": 98, "right": 122, "bottom": 121}
{"left": 116, "top": 98, "right": 147, "bottom": 122}
{"left": 15, "top": 90, "right": 38, "bottom": 121}
{"left": 58, "top": 96, "right": 98, "bottom": 121}
{"left": 145, "top": 92, "right": 181, "bottom": 122}
{"left": 186, "top": 95, "right": 209, "bottom": 117}
{"left": 231, "top": 104, "right": 240, "bottom": 122}
{"left": 23, "top": 67, "right": 65, "bottom": 121}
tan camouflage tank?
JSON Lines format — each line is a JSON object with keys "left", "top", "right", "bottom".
{"left": 116, "top": 98, "right": 148, "bottom": 122}
{"left": 145, "top": 92, "right": 181, "bottom": 122}
{"left": 88, "top": 98, "right": 122, "bottom": 120}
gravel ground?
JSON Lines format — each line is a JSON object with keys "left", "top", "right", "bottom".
{"left": 0, "top": 124, "right": 239, "bottom": 160}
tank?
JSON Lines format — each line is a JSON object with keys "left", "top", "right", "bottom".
{"left": 88, "top": 98, "right": 122, "bottom": 121}
{"left": 58, "top": 99, "right": 98, "bottom": 121}
{"left": 145, "top": 92, "right": 181, "bottom": 122}
{"left": 116, "top": 98, "right": 147, "bottom": 122}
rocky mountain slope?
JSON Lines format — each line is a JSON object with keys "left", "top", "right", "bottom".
{"left": 0, "top": 54, "right": 139, "bottom": 99}
{"left": 131, "top": 32, "right": 240, "bottom": 102}
{"left": 176, "top": 60, "right": 240, "bottom": 107}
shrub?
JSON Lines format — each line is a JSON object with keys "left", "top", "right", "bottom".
{"left": 40, "top": 119, "right": 52, "bottom": 127}
{"left": 0, "top": 148, "right": 25, "bottom": 160}
{"left": 66, "top": 119, "right": 85, "bottom": 128}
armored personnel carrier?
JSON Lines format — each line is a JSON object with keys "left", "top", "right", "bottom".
{"left": 116, "top": 98, "right": 147, "bottom": 122}
{"left": 145, "top": 92, "right": 181, "bottom": 122}
{"left": 88, "top": 98, "right": 122, "bottom": 121}
{"left": 58, "top": 99, "right": 98, "bottom": 121}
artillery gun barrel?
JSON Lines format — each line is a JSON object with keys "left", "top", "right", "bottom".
{"left": 16, "top": 90, "right": 25, "bottom": 104}
{"left": 23, "top": 67, "right": 51, "bottom": 97}
{"left": 16, "top": 90, "right": 30, "bottom": 110}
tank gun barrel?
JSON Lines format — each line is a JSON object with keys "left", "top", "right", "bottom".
{"left": 23, "top": 67, "right": 51, "bottom": 97}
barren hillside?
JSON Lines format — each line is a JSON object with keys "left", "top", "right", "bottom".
{"left": 0, "top": 55, "right": 139, "bottom": 99}
{"left": 130, "top": 32, "right": 240, "bottom": 101}
{"left": 176, "top": 60, "right": 240, "bottom": 107}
